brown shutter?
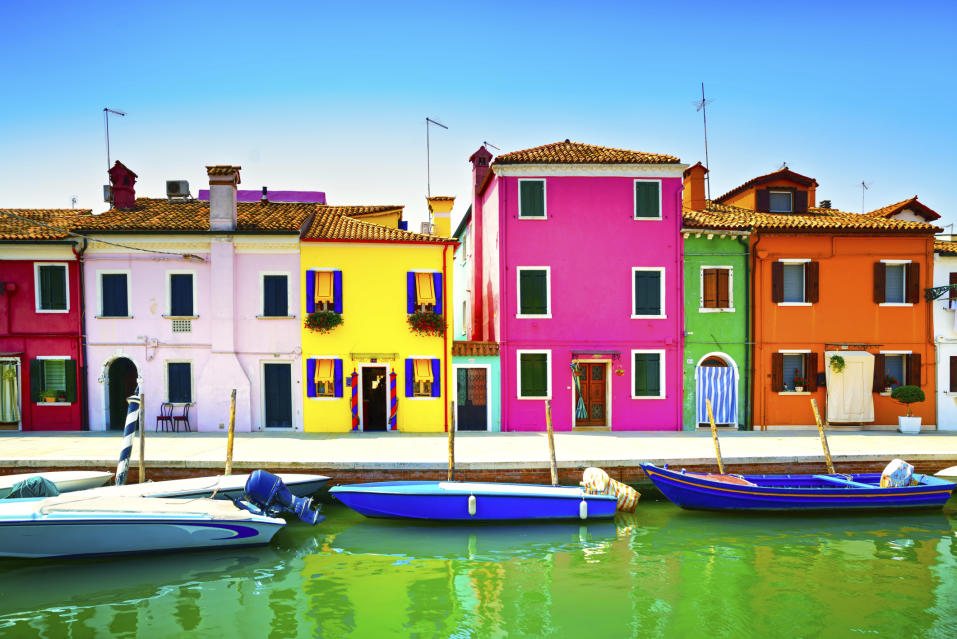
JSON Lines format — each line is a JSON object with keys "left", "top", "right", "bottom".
{"left": 905, "top": 263, "right": 920, "bottom": 304}
{"left": 755, "top": 189, "right": 770, "bottom": 212}
{"left": 703, "top": 269, "right": 717, "bottom": 308}
{"left": 771, "top": 353, "right": 784, "bottom": 392}
{"left": 772, "top": 262, "right": 784, "bottom": 303}
{"left": 794, "top": 190, "right": 809, "bottom": 213}
{"left": 873, "top": 262, "right": 886, "bottom": 304}
{"left": 717, "top": 269, "right": 730, "bottom": 308}
{"left": 950, "top": 356, "right": 957, "bottom": 393}
{"left": 805, "top": 261, "right": 820, "bottom": 303}
{"left": 907, "top": 353, "right": 922, "bottom": 386}
{"left": 949, "top": 273, "right": 957, "bottom": 303}
{"left": 806, "top": 353, "right": 818, "bottom": 392}
{"left": 873, "top": 354, "right": 885, "bottom": 392}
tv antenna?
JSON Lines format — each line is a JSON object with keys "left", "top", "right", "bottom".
{"left": 692, "top": 82, "right": 713, "bottom": 200}
{"left": 425, "top": 117, "right": 448, "bottom": 202}
{"left": 483, "top": 140, "right": 500, "bottom": 151}
{"left": 860, "top": 180, "right": 870, "bottom": 214}
{"left": 103, "top": 107, "right": 126, "bottom": 172}
{"left": 71, "top": 196, "right": 78, "bottom": 209}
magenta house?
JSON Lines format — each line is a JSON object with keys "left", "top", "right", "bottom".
{"left": 467, "top": 141, "right": 687, "bottom": 430}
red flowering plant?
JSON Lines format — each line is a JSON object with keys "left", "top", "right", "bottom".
{"left": 304, "top": 310, "right": 343, "bottom": 334}
{"left": 408, "top": 310, "right": 445, "bottom": 336}
{"left": 791, "top": 368, "right": 807, "bottom": 390}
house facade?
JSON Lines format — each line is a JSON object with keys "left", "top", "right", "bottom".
{"left": 469, "top": 141, "right": 687, "bottom": 431}
{"left": 932, "top": 239, "right": 957, "bottom": 430}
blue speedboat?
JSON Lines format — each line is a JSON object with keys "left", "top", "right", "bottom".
{"left": 330, "top": 481, "right": 618, "bottom": 521}
{"left": 641, "top": 463, "right": 957, "bottom": 512}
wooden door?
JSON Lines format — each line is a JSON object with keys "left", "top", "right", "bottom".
{"left": 575, "top": 363, "right": 606, "bottom": 427}
{"left": 456, "top": 368, "right": 488, "bottom": 431}
{"left": 263, "top": 363, "right": 292, "bottom": 428}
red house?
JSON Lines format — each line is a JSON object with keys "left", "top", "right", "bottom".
{"left": 0, "top": 209, "right": 86, "bottom": 431}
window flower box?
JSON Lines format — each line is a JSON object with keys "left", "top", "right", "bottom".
{"left": 408, "top": 310, "right": 445, "bottom": 336}
{"left": 304, "top": 310, "right": 343, "bottom": 334}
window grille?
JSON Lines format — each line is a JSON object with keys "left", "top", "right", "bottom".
{"left": 171, "top": 319, "right": 191, "bottom": 333}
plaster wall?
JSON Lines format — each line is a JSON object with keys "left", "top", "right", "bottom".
{"left": 933, "top": 252, "right": 957, "bottom": 430}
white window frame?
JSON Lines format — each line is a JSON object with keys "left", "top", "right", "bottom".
{"left": 34, "top": 262, "right": 69, "bottom": 314}
{"left": 633, "top": 178, "right": 663, "bottom": 221}
{"left": 307, "top": 356, "right": 341, "bottom": 402}
{"left": 631, "top": 267, "right": 667, "bottom": 319}
{"left": 699, "top": 265, "right": 734, "bottom": 313}
{"left": 516, "top": 266, "right": 551, "bottom": 318}
{"left": 879, "top": 350, "right": 911, "bottom": 395}
{"left": 164, "top": 359, "right": 194, "bottom": 405}
{"left": 777, "top": 349, "right": 811, "bottom": 395}
{"left": 768, "top": 190, "right": 793, "bottom": 213}
{"left": 777, "top": 259, "right": 811, "bottom": 306}
{"left": 35, "top": 355, "right": 72, "bottom": 406}
{"left": 165, "top": 270, "right": 198, "bottom": 318}
{"left": 630, "top": 349, "right": 666, "bottom": 400}
{"left": 880, "top": 259, "right": 913, "bottom": 307}
{"left": 259, "top": 271, "right": 293, "bottom": 319}
{"left": 518, "top": 178, "right": 547, "bottom": 220}
{"left": 517, "top": 349, "right": 551, "bottom": 400}
{"left": 96, "top": 269, "right": 132, "bottom": 318}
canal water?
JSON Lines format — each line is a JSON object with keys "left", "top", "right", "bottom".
{"left": 2, "top": 500, "right": 957, "bottom": 638}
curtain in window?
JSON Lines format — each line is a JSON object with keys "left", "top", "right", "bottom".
{"left": 413, "top": 359, "right": 432, "bottom": 383}
{"left": 696, "top": 366, "right": 735, "bottom": 424}
{"left": 315, "top": 272, "right": 334, "bottom": 305}
{"left": 0, "top": 363, "right": 19, "bottom": 423}
{"left": 415, "top": 273, "right": 436, "bottom": 306}
{"left": 315, "top": 359, "right": 334, "bottom": 387}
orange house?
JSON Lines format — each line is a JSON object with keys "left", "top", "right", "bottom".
{"left": 685, "top": 167, "right": 941, "bottom": 429}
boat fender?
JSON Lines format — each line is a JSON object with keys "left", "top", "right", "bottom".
{"left": 579, "top": 499, "right": 588, "bottom": 520}
{"left": 468, "top": 494, "right": 476, "bottom": 517}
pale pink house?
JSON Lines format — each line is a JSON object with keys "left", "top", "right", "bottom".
{"left": 466, "top": 141, "right": 687, "bottom": 430}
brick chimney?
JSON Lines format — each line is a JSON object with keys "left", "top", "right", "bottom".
{"left": 469, "top": 146, "right": 493, "bottom": 200}
{"left": 108, "top": 161, "right": 137, "bottom": 210}
{"left": 682, "top": 162, "right": 709, "bottom": 211}
{"left": 206, "top": 165, "right": 241, "bottom": 231}
{"left": 427, "top": 196, "right": 455, "bottom": 237}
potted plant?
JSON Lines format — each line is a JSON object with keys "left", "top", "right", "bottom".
{"left": 407, "top": 310, "right": 445, "bottom": 336}
{"left": 792, "top": 369, "right": 806, "bottom": 392}
{"left": 883, "top": 375, "right": 898, "bottom": 394}
{"left": 891, "top": 385, "right": 925, "bottom": 434}
{"left": 39, "top": 390, "right": 57, "bottom": 403}
{"left": 304, "top": 310, "right": 343, "bottom": 334}
{"left": 829, "top": 354, "right": 846, "bottom": 374}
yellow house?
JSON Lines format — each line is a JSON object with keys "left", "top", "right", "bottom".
{"left": 300, "top": 202, "right": 456, "bottom": 432}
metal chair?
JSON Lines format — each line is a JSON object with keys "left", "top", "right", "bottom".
{"left": 156, "top": 402, "right": 174, "bottom": 432}
{"left": 172, "top": 403, "right": 191, "bottom": 432}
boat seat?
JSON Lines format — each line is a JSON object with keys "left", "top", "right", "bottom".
{"left": 688, "top": 474, "right": 756, "bottom": 486}
{"left": 812, "top": 475, "right": 875, "bottom": 489}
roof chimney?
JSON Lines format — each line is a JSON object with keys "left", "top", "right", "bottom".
{"left": 427, "top": 196, "right": 455, "bottom": 237}
{"left": 469, "top": 146, "right": 493, "bottom": 199}
{"left": 819, "top": 199, "right": 831, "bottom": 210}
{"left": 261, "top": 186, "right": 269, "bottom": 204}
{"left": 206, "top": 165, "right": 241, "bottom": 231}
{"left": 108, "top": 161, "right": 137, "bottom": 210}
{"left": 682, "top": 162, "right": 709, "bottom": 211}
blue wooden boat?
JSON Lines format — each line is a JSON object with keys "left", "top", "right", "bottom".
{"left": 329, "top": 481, "right": 618, "bottom": 521}
{"left": 641, "top": 464, "right": 957, "bottom": 512}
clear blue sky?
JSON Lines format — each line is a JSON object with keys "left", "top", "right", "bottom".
{"left": 1, "top": 0, "right": 954, "bottom": 231}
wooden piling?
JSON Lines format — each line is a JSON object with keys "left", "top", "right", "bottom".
{"left": 225, "top": 389, "right": 237, "bottom": 476}
{"left": 137, "top": 392, "right": 145, "bottom": 484}
{"left": 706, "top": 398, "right": 725, "bottom": 474}
{"left": 546, "top": 400, "right": 558, "bottom": 486}
{"left": 448, "top": 401, "right": 455, "bottom": 481}
{"left": 811, "top": 398, "right": 835, "bottom": 474}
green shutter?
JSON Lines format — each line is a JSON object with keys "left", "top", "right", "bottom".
{"left": 39, "top": 265, "right": 66, "bottom": 310}
{"left": 634, "top": 271, "right": 661, "bottom": 315}
{"left": 30, "top": 359, "right": 44, "bottom": 402}
{"left": 65, "top": 359, "right": 77, "bottom": 403}
{"left": 519, "top": 181, "right": 545, "bottom": 218}
{"left": 520, "top": 353, "right": 548, "bottom": 397}
{"left": 635, "top": 181, "right": 660, "bottom": 219}
{"left": 519, "top": 270, "right": 548, "bottom": 315}
{"left": 634, "top": 353, "right": 661, "bottom": 397}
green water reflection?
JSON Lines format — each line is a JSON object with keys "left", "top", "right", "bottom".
{"left": 1, "top": 501, "right": 957, "bottom": 638}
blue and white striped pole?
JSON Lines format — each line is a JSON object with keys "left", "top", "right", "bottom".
{"left": 115, "top": 386, "right": 141, "bottom": 486}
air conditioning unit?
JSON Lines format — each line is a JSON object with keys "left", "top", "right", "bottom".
{"left": 420, "top": 222, "right": 435, "bottom": 235}
{"left": 103, "top": 185, "right": 112, "bottom": 203}
{"left": 166, "top": 180, "right": 190, "bottom": 200}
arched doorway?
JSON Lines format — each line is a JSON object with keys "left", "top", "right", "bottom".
{"left": 108, "top": 358, "right": 138, "bottom": 431}
{"left": 696, "top": 353, "right": 737, "bottom": 428}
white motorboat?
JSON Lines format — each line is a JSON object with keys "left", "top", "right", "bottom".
{"left": 0, "top": 471, "right": 113, "bottom": 499}
{"left": 76, "top": 472, "right": 330, "bottom": 500}
{"left": 935, "top": 466, "right": 957, "bottom": 482}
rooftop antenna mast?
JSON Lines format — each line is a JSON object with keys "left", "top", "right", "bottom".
{"left": 693, "top": 83, "right": 713, "bottom": 200}
{"left": 425, "top": 117, "right": 448, "bottom": 210}
{"left": 860, "top": 180, "right": 870, "bottom": 214}
{"left": 483, "top": 140, "right": 500, "bottom": 151}
{"left": 103, "top": 107, "right": 127, "bottom": 172}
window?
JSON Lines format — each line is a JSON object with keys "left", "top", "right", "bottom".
{"left": 633, "top": 268, "right": 664, "bottom": 317}
{"left": 517, "top": 350, "right": 550, "bottom": 399}
{"left": 632, "top": 351, "right": 664, "bottom": 398}
{"left": 405, "top": 358, "right": 440, "bottom": 398}
{"left": 99, "top": 272, "right": 129, "bottom": 317}
{"left": 874, "top": 261, "right": 918, "bottom": 304}
{"left": 306, "top": 270, "right": 343, "bottom": 314}
{"left": 406, "top": 272, "right": 442, "bottom": 314}
{"left": 35, "top": 263, "right": 68, "bottom": 312}
{"left": 307, "top": 358, "right": 342, "bottom": 398}
{"left": 772, "top": 352, "right": 818, "bottom": 392}
{"left": 168, "top": 273, "right": 194, "bottom": 317}
{"left": 29, "top": 358, "right": 76, "bottom": 403}
{"left": 634, "top": 180, "right": 661, "bottom": 219}
{"left": 701, "top": 267, "right": 732, "bottom": 310}
{"left": 875, "top": 353, "right": 920, "bottom": 392}
{"left": 782, "top": 354, "right": 805, "bottom": 391}
{"left": 518, "top": 179, "right": 546, "bottom": 219}
{"left": 517, "top": 267, "right": 550, "bottom": 317}
{"left": 949, "top": 273, "right": 957, "bottom": 310}
{"left": 167, "top": 362, "right": 192, "bottom": 403}
{"left": 782, "top": 264, "right": 805, "bottom": 303}
{"left": 950, "top": 356, "right": 957, "bottom": 393}
{"left": 885, "top": 264, "right": 906, "bottom": 304}
{"left": 262, "top": 274, "right": 288, "bottom": 317}
{"left": 772, "top": 261, "right": 819, "bottom": 304}
{"left": 769, "top": 190, "right": 793, "bottom": 213}
{"left": 883, "top": 355, "right": 905, "bottom": 390}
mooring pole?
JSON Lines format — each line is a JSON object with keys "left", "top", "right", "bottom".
{"left": 545, "top": 400, "right": 558, "bottom": 486}
{"left": 810, "top": 398, "right": 835, "bottom": 474}
{"left": 448, "top": 400, "right": 455, "bottom": 481}
{"left": 225, "top": 389, "right": 237, "bottom": 476}
{"left": 706, "top": 398, "right": 725, "bottom": 474}
{"left": 137, "top": 391, "right": 145, "bottom": 484}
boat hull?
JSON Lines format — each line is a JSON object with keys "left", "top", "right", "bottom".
{"left": 77, "top": 473, "right": 330, "bottom": 500}
{"left": 641, "top": 464, "right": 956, "bottom": 512}
{"left": 330, "top": 481, "right": 618, "bottom": 521}
{"left": 0, "top": 471, "right": 113, "bottom": 499}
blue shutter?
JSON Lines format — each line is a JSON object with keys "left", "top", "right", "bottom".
{"left": 333, "top": 271, "right": 343, "bottom": 314}
{"left": 407, "top": 272, "right": 415, "bottom": 313}
{"left": 334, "top": 359, "right": 343, "bottom": 398}
{"left": 431, "top": 358, "right": 441, "bottom": 397}
{"left": 305, "top": 270, "right": 315, "bottom": 313}
{"left": 405, "top": 359, "right": 414, "bottom": 397}
{"left": 306, "top": 358, "right": 316, "bottom": 397}
{"left": 433, "top": 273, "right": 443, "bottom": 315}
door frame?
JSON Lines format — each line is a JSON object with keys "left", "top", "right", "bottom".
{"left": 357, "top": 363, "right": 390, "bottom": 432}
{"left": 0, "top": 357, "right": 22, "bottom": 431}
{"left": 260, "top": 359, "right": 296, "bottom": 430}
{"left": 452, "top": 363, "right": 491, "bottom": 432}
{"left": 694, "top": 351, "right": 738, "bottom": 427}
{"left": 570, "top": 358, "right": 612, "bottom": 429}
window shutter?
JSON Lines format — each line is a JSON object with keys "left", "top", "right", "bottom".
{"left": 305, "top": 359, "right": 316, "bottom": 397}
{"left": 431, "top": 358, "right": 441, "bottom": 397}
{"left": 873, "top": 263, "right": 886, "bottom": 304}
{"left": 950, "top": 356, "right": 957, "bottom": 393}
{"left": 635, "top": 181, "right": 660, "bottom": 218}
{"left": 703, "top": 269, "right": 717, "bottom": 308}
{"left": 305, "top": 270, "right": 316, "bottom": 313}
{"left": 433, "top": 273, "right": 443, "bottom": 315}
{"left": 334, "top": 359, "right": 343, "bottom": 398}
{"left": 771, "top": 353, "right": 783, "bottom": 392}
{"left": 949, "top": 273, "right": 957, "bottom": 305}
{"left": 102, "top": 274, "right": 128, "bottom": 316}
{"left": 65, "top": 359, "right": 77, "bottom": 403}
{"left": 520, "top": 270, "right": 548, "bottom": 315}
{"left": 794, "top": 190, "right": 809, "bottom": 213}
{"left": 755, "top": 189, "right": 770, "bottom": 212}
{"left": 30, "top": 359, "right": 43, "bottom": 402}
{"left": 873, "top": 354, "right": 885, "bottom": 392}
{"left": 905, "top": 263, "right": 920, "bottom": 304}
{"left": 520, "top": 181, "right": 545, "bottom": 217}
{"left": 805, "top": 261, "right": 820, "bottom": 304}
{"left": 771, "top": 262, "right": 784, "bottom": 303}
{"left": 806, "top": 354, "right": 818, "bottom": 392}
{"left": 716, "top": 269, "right": 730, "bottom": 308}
{"left": 333, "top": 271, "right": 343, "bottom": 314}
{"left": 405, "top": 359, "right": 414, "bottom": 397}
{"left": 907, "top": 353, "right": 922, "bottom": 386}
{"left": 645, "top": 354, "right": 660, "bottom": 396}
{"left": 39, "top": 265, "right": 66, "bottom": 310}
{"left": 407, "top": 273, "right": 415, "bottom": 313}
{"left": 520, "top": 353, "right": 547, "bottom": 397}
{"left": 634, "top": 271, "right": 661, "bottom": 315}
{"left": 170, "top": 274, "right": 193, "bottom": 316}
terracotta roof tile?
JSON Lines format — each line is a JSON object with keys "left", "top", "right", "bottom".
{"left": 866, "top": 196, "right": 941, "bottom": 221}
{"left": 206, "top": 165, "right": 241, "bottom": 176}
{"left": 452, "top": 341, "right": 499, "bottom": 357}
{"left": 304, "top": 206, "right": 451, "bottom": 242}
{"left": 493, "top": 140, "right": 679, "bottom": 165}
{"left": 0, "top": 209, "right": 89, "bottom": 240}
{"left": 934, "top": 240, "right": 957, "bottom": 256}
{"left": 330, "top": 205, "right": 403, "bottom": 218}
{"left": 714, "top": 168, "right": 819, "bottom": 203}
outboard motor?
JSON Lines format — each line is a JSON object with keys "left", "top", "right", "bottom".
{"left": 244, "top": 470, "right": 324, "bottom": 525}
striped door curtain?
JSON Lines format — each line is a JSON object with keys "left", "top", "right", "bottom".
{"left": 696, "top": 366, "right": 736, "bottom": 425}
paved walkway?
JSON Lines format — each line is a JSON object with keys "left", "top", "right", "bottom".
{"left": 2, "top": 430, "right": 957, "bottom": 471}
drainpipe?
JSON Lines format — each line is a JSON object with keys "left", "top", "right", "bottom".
{"left": 442, "top": 243, "right": 449, "bottom": 433}
{"left": 736, "top": 234, "right": 751, "bottom": 430}
{"left": 72, "top": 238, "right": 89, "bottom": 431}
